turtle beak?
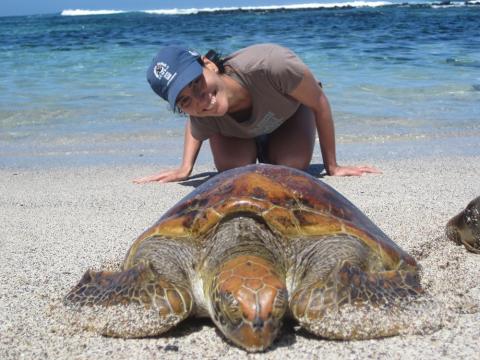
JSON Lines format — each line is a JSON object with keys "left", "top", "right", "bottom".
{"left": 229, "top": 315, "right": 279, "bottom": 352}
{"left": 446, "top": 214, "right": 463, "bottom": 245}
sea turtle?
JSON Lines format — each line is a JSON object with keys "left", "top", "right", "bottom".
{"left": 446, "top": 196, "right": 480, "bottom": 254}
{"left": 65, "top": 164, "right": 422, "bottom": 352}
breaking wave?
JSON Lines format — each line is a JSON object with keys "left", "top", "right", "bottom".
{"left": 61, "top": 9, "right": 126, "bottom": 16}
{"left": 60, "top": 1, "right": 480, "bottom": 16}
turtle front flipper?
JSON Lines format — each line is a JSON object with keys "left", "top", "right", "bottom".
{"left": 290, "top": 261, "right": 426, "bottom": 340}
{"left": 64, "top": 261, "right": 193, "bottom": 338}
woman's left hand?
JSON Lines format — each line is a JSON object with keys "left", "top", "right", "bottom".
{"left": 328, "top": 165, "right": 382, "bottom": 177}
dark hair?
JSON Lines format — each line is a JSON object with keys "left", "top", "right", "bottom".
{"left": 198, "top": 49, "right": 226, "bottom": 74}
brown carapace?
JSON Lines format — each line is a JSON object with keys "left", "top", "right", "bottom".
{"left": 65, "top": 164, "right": 423, "bottom": 352}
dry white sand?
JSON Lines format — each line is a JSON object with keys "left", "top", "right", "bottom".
{"left": 1, "top": 156, "right": 479, "bottom": 359}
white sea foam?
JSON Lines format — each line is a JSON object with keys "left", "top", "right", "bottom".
{"left": 144, "top": 2, "right": 393, "bottom": 15}
{"left": 61, "top": 9, "right": 126, "bottom": 16}
{"left": 61, "top": 2, "right": 393, "bottom": 17}
{"left": 144, "top": 8, "right": 201, "bottom": 15}
{"left": 432, "top": 1, "right": 476, "bottom": 8}
{"left": 60, "top": 2, "right": 477, "bottom": 16}
{"left": 236, "top": 1, "right": 393, "bottom": 10}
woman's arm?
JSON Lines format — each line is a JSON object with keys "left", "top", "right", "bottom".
{"left": 288, "top": 69, "right": 381, "bottom": 176}
{"left": 133, "top": 119, "right": 203, "bottom": 183}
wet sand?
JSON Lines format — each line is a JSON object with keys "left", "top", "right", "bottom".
{"left": 1, "top": 156, "right": 479, "bottom": 359}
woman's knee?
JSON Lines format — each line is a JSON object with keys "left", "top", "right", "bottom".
{"left": 214, "top": 159, "right": 256, "bottom": 172}
{"left": 270, "top": 155, "right": 311, "bottom": 171}
{"left": 210, "top": 135, "right": 257, "bottom": 172}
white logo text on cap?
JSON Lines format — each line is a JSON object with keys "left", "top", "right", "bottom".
{"left": 153, "top": 62, "right": 177, "bottom": 86}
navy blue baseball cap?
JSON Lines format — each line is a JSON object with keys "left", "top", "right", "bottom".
{"left": 146, "top": 46, "right": 203, "bottom": 110}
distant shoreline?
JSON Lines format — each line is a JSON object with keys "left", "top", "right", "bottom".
{"left": 2, "top": 1, "right": 480, "bottom": 18}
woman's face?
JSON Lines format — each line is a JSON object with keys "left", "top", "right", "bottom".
{"left": 175, "top": 60, "right": 229, "bottom": 117}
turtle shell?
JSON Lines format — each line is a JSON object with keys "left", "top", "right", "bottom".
{"left": 127, "top": 164, "right": 416, "bottom": 269}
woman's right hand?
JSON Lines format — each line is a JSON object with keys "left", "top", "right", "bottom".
{"left": 134, "top": 120, "right": 202, "bottom": 184}
{"left": 133, "top": 166, "right": 192, "bottom": 184}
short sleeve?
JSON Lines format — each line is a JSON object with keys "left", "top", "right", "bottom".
{"left": 265, "top": 45, "right": 308, "bottom": 94}
{"left": 189, "top": 116, "right": 218, "bottom": 141}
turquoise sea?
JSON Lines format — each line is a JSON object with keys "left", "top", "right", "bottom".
{"left": 0, "top": 1, "right": 479, "bottom": 168}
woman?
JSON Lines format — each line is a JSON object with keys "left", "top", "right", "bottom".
{"left": 134, "top": 43, "right": 379, "bottom": 183}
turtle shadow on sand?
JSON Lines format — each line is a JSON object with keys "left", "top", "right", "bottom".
{"left": 178, "top": 171, "right": 216, "bottom": 188}
{"left": 306, "top": 163, "right": 326, "bottom": 178}
{"left": 158, "top": 317, "right": 212, "bottom": 338}
{"left": 211, "top": 319, "right": 298, "bottom": 351}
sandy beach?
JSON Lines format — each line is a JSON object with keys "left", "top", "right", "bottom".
{"left": 1, "top": 1, "right": 479, "bottom": 358}
{"left": 1, "top": 154, "right": 479, "bottom": 359}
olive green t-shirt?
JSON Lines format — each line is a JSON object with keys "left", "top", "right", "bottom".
{"left": 190, "top": 43, "right": 308, "bottom": 141}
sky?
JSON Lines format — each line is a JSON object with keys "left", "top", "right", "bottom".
{"left": 0, "top": 0, "right": 411, "bottom": 17}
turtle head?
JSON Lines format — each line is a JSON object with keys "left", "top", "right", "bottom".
{"left": 209, "top": 255, "right": 288, "bottom": 352}
{"left": 446, "top": 196, "right": 480, "bottom": 252}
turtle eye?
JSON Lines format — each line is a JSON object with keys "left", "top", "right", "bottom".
{"left": 272, "top": 288, "right": 288, "bottom": 317}
{"left": 464, "top": 209, "right": 472, "bottom": 224}
{"left": 220, "top": 291, "right": 242, "bottom": 327}
{"left": 221, "top": 291, "right": 238, "bottom": 305}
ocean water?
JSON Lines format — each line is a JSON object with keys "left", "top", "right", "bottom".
{"left": 0, "top": 1, "right": 479, "bottom": 168}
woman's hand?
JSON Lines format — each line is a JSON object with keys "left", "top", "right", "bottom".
{"left": 327, "top": 164, "right": 382, "bottom": 177}
{"left": 133, "top": 166, "right": 192, "bottom": 184}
